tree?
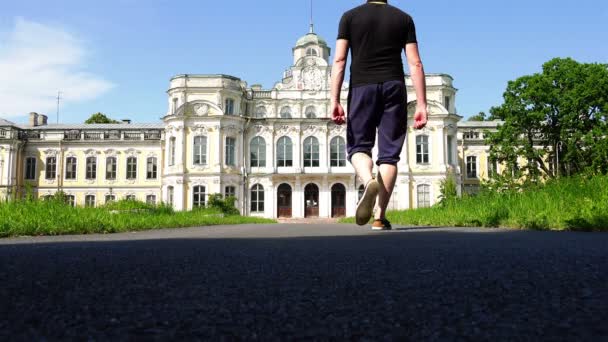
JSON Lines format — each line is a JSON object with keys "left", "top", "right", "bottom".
{"left": 486, "top": 58, "right": 608, "bottom": 179}
{"left": 468, "top": 111, "right": 488, "bottom": 121}
{"left": 85, "top": 113, "right": 119, "bottom": 124}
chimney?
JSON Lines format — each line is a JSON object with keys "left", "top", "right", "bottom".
{"left": 37, "top": 114, "right": 48, "bottom": 126}
{"left": 122, "top": 119, "right": 131, "bottom": 124}
{"left": 29, "top": 112, "right": 39, "bottom": 127}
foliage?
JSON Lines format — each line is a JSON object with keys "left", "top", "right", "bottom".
{"left": 0, "top": 199, "right": 275, "bottom": 238}
{"left": 85, "top": 112, "right": 119, "bottom": 124}
{"left": 438, "top": 172, "right": 458, "bottom": 206}
{"left": 340, "top": 174, "right": 608, "bottom": 231}
{"left": 468, "top": 111, "right": 488, "bottom": 121}
{"left": 487, "top": 58, "right": 608, "bottom": 180}
{"left": 207, "top": 194, "right": 240, "bottom": 215}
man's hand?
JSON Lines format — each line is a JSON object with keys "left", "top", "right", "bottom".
{"left": 413, "top": 104, "right": 428, "bottom": 130}
{"left": 331, "top": 102, "right": 346, "bottom": 125}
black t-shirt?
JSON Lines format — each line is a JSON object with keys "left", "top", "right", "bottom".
{"left": 337, "top": 1, "right": 417, "bottom": 87}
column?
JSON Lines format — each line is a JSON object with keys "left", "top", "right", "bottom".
{"left": 293, "top": 177, "right": 302, "bottom": 218}
{"left": 319, "top": 176, "right": 329, "bottom": 218}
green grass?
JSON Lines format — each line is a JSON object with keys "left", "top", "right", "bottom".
{"left": 340, "top": 175, "right": 608, "bottom": 231}
{"left": 0, "top": 199, "right": 276, "bottom": 238}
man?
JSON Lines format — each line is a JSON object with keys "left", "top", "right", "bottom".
{"left": 330, "top": 0, "right": 428, "bottom": 230}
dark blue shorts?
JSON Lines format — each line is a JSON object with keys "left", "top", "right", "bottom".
{"left": 346, "top": 80, "right": 408, "bottom": 166}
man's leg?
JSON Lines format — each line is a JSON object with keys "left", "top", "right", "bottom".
{"left": 350, "top": 152, "right": 374, "bottom": 186}
{"left": 375, "top": 163, "right": 397, "bottom": 220}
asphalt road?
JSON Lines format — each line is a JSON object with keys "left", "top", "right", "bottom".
{"left": 1, "top": 224, "right": 607, "bottom": 341}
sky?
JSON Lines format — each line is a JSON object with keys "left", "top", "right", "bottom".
{"left": 0, "top": 0, "right": 606, "bottom": 124}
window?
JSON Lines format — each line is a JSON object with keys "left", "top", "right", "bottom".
{"left": 86, "top": 157, "right": 97, "bottom": 180}
{"left": 125, "top": 195, "right": 136, "bottom": 201}
{"left": 330, "top": 137, "right": 346, "bottom": 167}
{"left": 306, "top": 48, "right": 318, "bottom": 57}
{"left": 45, "top": 157, "right": 57, "bottom": 180}
{"left": 280, "top": 106, "right": 292, "bottom": 119}
{"left": 416, "top": 135, "right": 429, "bottom": 164}
{"left": 105, "top": 194, "right": 116, "bottom": 203}
{"left": 146, "top": 195, "right": 156, "bottom": 205}
{"left": 25, "top": 157, "right": 36, "bottom": 180}
{"left": 225, "top": 98, "right": 235, "bottom": 115}
{"left": 106, "top": 157, "right": 117, "bottom": 180}
{"left": 169, "top": 137, "right": 176, "bottom": 166}
{"left": 446, "top": 136, "right": 454, "bottom": 165}
{"left": 417, "top": 185, "right": 431, "bottom": 208}
{"left": 193, "top": 186, "right": 206, "bottom": 208}
{"left": 126, "top": 157, "right": 137, "bottom": 180}
{"left": 167, "top": 186, "right": 174, "bottom": 206}
{"left": 65, "top": 157, "right": 77, "bottom": 180}
{"left": 225, "top": 186, "right": 236, "bottom": 199}
{"left": 277, "top": 136, "right": 293, "bottom": 167}
{"left": 66, "top": 195, "right": 75, "bottom": 207}
{"left": 444, "top": 96, "right": 451, "bottom": 112}
{"left": 225, "top": 137, "right": 236, "bottom": 166}
{"left": 147, "top": 157, "right": 158, "bottom": 179}
{"left": 466, "top": 156, "right": 477, "bottom": 178}
{"left": 172, "top": 98, "right": 178, "bottom": 114}
{"left": 254, "top": 106, "right": 266, "bottom": 118}
{"left": 303, "top": 136, "right": 320, "bottom": 167}
{"left": 250, "top": 136, "right": 266, "bottom": 167}
{"left": 193, "top": 136, "right": 207, "bottom": 165}
{"left": 488, "top": 158, "right": 499, "bottom": 177}
{"left": 250, "top": 184, "right": 264, "bottom": 212}
{"left": 85, "top": 195, "right": 95, "bottom": 207}
{"left": 464, "top": 131, "right": 480, "bottom": 140}
{"left": 305, "top": 106, "right": 316, "bottom": 118}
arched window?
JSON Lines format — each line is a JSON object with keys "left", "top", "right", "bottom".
{"left": 65, "top": 195, "right": 75, "bottom": 207}
{"left": 126, "top": 156, "right": 137, "bottom": 180}
{"left": 305, "top": 105, "right": 316, "bottom": 118}
{"left": 303, "top": 136, "right": 320, "bottom": 167}
{"left": 147, "top": 157, "right": 158, "bottom": 179}
{"left": 416, "top": 135, "right": 430, "bottom": 164}
{"left": 225, "top": 98, "right": 235, "bottom": 115}
{"left": 277, "top": 136, "right": 293, "bottom": 167}
{"left": 193, "top": 136, "right": 207, "bottom": 165}
{"left": 254, "top": 106, "right": 267, "bottom": 118}
{"left": 417, "top": 184, "right": 431, "bottom": 208}
{"left": 106, "top": 157, "right": 117, "bottom": 180}
{"left": 193, "top": 185, "right": 206, "bottom": 208}
{"left": 330, "top": 137, "right": 346, "bottom": 167}
{"left": 280, "top": 106, "right": 292, "bottom": 119}
{"left": 306, "top": 48, "right": 318, "bottom": 57}
{"left": 65, "top": 157, "right": 77, "bottom": 180}
{"left": 250, "top": 184, "right": 264, "bottom": 213}
{"left": 86, "top": 157, "right": 97, "bottom": 180}
{"left": 250, "top": 136, "right": 266, "bottom": 167}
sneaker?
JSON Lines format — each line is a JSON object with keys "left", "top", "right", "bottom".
{"left": 371, "top": 218, "right": 392, "bottom": 231}
{"left": 355, "top": 179, "right": 380, "bottom": 226}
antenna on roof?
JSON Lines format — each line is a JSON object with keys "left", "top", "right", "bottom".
{"left": 309, "top": 0, "right": 314, "bottom": 33}
{"left": 56, "top": 91, "right": 62, "bottom": 124}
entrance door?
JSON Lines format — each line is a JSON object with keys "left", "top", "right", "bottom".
{"left": 304, "top": 183, "right": 319, "bottom": 218}
{"left": 331, "top": 183, "right": 346, "bottom": 218}
{"left": 277, "top": 183, "right": 292, "bottom": 218}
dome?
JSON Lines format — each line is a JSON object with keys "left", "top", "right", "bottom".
{"left": 295, "top": 32, "right": 328, "bottom": 48}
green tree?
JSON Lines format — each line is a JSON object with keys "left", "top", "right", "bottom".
{"left": 486, "top": 58, "right": 608, "bottom": 179}
{"left": 468, "top": 111, "right": 488, "bottom": 121}
{"left": 85, "top": 112, "right": 119, "bottom": 124}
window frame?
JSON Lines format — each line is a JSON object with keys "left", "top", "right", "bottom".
{"left": 126, "top": 156, "right": 137, "bottom": 180}
{"left": 193, "top": 185, "right": 206, "bottom": 208}
{"left": 303, "top": 136, "right": 320, "bottom": 167}
{"left": 416, "top": 135, "right": 430, "bottom": 164}
{"left": 250, "top": 184, "right": 264, "bottom": 213}
{"left": 65, "top": 157, "right": 77, "bottom": 180}
{"left": 147, "top": 157, "right": 158, "bottom": 179}
{"left": 417, "top": 184, "right": 431, "bottom": 208}
{"left": 250, "top": 136, "right": 267, "bottom": 168}
{"left": 466, "top": 156, "right": 478, "bottom": 179}
{"left": 276, "top": 136, "right": 293, "bottom": 167}
{"left": 25, "top": 157, "right": 36, "bottom": 180}
{"left": 85, "top": 195, "right": 96, "bottom": 207}
{"left": 225, "top": 137, "right": 236, "bottom": 167}
{"left": 330, "top": 136, "right": 346, "bottom": 167}
{"left": 85, "top": 156, "right": 97, "bottom": 180}
{"left": 45, "top": 156, "right": 57, "bottom": 180}
{"left": 193, "top": 136, "right": 208, "bottom": 166}
{"left": 105, "top": 157, "right": 117, "bottom": 180}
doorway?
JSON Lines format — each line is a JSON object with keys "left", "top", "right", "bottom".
{"left": 277, "top": 183, "right": 292, "bottom": 218}
{"left": 304, "top": 183, "right": 319, "bottom": 218}
{"left": 331, "top": 183, "right": 346, "bottom": 218}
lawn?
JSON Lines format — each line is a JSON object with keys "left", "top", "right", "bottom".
{"left": 0, "top": 198, "right": 276, "bottom": 238}
{"left": 340, "top": 175, "right": 608, "bottom": 231}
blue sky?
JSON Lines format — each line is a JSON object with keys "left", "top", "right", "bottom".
{"left": 1, "top": 0, "right": 606, "bottom": 124}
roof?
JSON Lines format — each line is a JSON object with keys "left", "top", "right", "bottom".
{"left": 0, "top": 118, "right": 16, "bottom": 127}
{"left": 457, "top": 120, "right": 504, "bottom": 128}
{"left": 295, "top": 32, "right": 328, "bottom": 48}
{"left": 170, "top": 74, "right": 241, "bottom": 81}
{"left": 20, "top": 123, "right": 165, "bottom": 130}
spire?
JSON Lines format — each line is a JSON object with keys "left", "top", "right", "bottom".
{"left": 309, "top": 0, "right": 314, "bottom": 33}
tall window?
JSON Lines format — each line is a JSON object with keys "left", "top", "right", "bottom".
{"left": 66, "top": 195, "right": 75, "bottom": 207}
{"left": 167, "top": 186, "right": 174, "bottom": 206}
{"left": 250, "top": 136, "right": 266, "bottom": 167}
{"left": 447, "top": 136, "right": 454, "bottom": 165}
{"left": 169, "top": 137, "right": 176, "bottom": 166}
{"left": 225, "top": 98, "right": 235, "bottom": 115}
{"left": 25, "top": 157, "right": 36, "bottom": 180}
{"left": 488, "top": 158, "right": 499, "bottom": 177}
{"left": 466, "top": 156, "right": 477, "bottom": 178}
{"left": 306, "top": 48, "right": 318, "bottom": 57}
{"left": 303, "top": 136, "right": 320, "bottom": 167}
{"left": 105, "top": 194, "right": 116, "bottom": 203}
{"left": 86, "top": 157, "right": 97, "bottom": 180}
{"left": 444, "top": 96, "right": 451, "bottom": 111}
{"left": 147, "top": 157, "right": 158, "bottom": 179}
{"left": 417, "top": 185, "right": 431, "bottom": 208}
{"left": 225, "top": 137, "right": 236, "bottom": 166}
{"left": 193, "top": 186, "right": 206, "bottom": 208}
{"left": 193, "top": 136, "right": 207, "bottom": 165}
{"left": 305, "top": 106, "right": 316, "bottom": 118}
{"left": 146, "top": 195, "right": 156, "bottom": 205}
{"left": 45, "top": 157, "right": 56, "bottom": 180}
{"left": 65, "top": 157, "right": 77, "bottom": 180}
{"left": 250, "top": 184, "right": 264, "bottom": 213}
{"left": 416, "top": 135, "right": 430, "bottom": 164}
{"left": 280, "top": 106, "right": 292, "bottom": 119}
{"left": 330, "top": 137, "right": 346, "bottom": 167}
{"left": 254, "top": 106, "right": 266, "bottom": 118}
{"left": 126, "top": 157, "right": 137, "bottom": 180}
{"left": 106, "top": 157, "right": 117, "bottom": 180}
{"left": 225, "top": 186, "right": 236, "bottom": 199}
{"left": 85, "top": 195, "right": 95, "bottom": 207}
{"left": 172, "top": 98, "right": 178, "bottom": 114}
{"left": 277, "top": 136, "right": 293, "bottom": 167}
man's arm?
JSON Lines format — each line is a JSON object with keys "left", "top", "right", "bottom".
{"left": 405, "top": 43, "right": 428, "bottom": 129}
{"left": 330, "top": 39, "right": 349, "bottom": 125}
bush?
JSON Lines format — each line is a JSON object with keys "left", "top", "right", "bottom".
{"left": 208, "top": 194, "right": 240, "bottom": 215}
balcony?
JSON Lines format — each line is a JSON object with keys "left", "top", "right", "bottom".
{"left": 84, "top": 132, "right": 104, "bottom": 140}
{"left": 144, "top": 131, "right": 162, "bottom": 140}
{"left": 0, "top": 129, "right": 13, "bottom": 139}
{"left": 124, "top": 132, "right": 142, "bottom": 141}
{"left": 252, "top": 91, "right": 272, "bottom": 99}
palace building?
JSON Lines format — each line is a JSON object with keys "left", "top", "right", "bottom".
{"left": 0, "top": 28, "right": 502, "bottom": 219}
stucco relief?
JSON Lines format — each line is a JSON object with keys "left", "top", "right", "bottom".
{"left": 43, "top": 149, "right": 59, "bottom": 157}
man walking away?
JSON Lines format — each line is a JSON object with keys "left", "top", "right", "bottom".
{"left": 330, "top": 0, "right": 428, "bottom": 230}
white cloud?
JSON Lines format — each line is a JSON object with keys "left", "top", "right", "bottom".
{"left": 0, "top": 18, "right": 114, "bottom": 118}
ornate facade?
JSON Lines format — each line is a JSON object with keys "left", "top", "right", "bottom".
{"left": 0, "top": 29, "right": 501, "bottom": 219}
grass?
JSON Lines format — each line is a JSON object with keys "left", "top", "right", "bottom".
{"left": 0, "top": 199, "right": 276, "bottom": 238}
{"left": 340, "top": 175, "right": 608, "bottom": 231}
